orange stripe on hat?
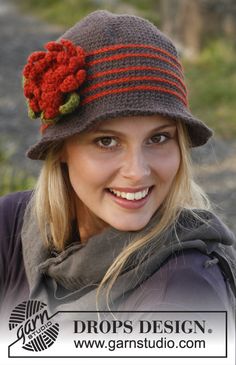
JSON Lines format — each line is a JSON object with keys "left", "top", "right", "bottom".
{"left": 82, "top": 76, "right": 187, "bottom": 101}
{"left": 87, "top": 65, "right": 187, "bottom": 93}
{"left": 88, "top": 43, "right": 182, "bottom": 70}
{"left": 81, "top": 85, "right": 188, "bottom": 107}
{"left": 88, "top": 52, "right": 183, "bottom": 76}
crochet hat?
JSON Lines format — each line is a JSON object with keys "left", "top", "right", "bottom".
{"left": 24, "top": 10, "right": 213, "bottom": 160}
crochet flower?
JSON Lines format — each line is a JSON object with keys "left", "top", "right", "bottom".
{"left": 23, "top": 39, "right": 86, "bottom": 125}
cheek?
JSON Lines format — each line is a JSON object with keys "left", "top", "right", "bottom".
{"left": 153, "top": 146, "right": 180, "bottom": 183}
{"left": 66, "top": 149, "right": 117, "bottom": 192}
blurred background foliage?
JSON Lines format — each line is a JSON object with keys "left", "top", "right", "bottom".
{"left": 15, "top": 0, "right": 160, "bottom": 27}
{"left": 0, "top": 143, "right": 36, "bottom": 196}
{"left": 2, "top": 0, "right": 236, "bottom": 195}
{"left": 185, "top": 40, "right": 236, "bottom": 139}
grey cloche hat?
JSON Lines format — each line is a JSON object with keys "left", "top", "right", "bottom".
{"left": 23, "top": 10, "right": 213, "bottom": 160}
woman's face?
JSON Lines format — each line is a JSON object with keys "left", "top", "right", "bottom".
{"left": 63, "top": 115, "right": 180, "bottom": 240}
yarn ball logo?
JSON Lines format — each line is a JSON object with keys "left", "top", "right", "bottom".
{"left": 9, "top": 300, "right": 59, "bottom": 352}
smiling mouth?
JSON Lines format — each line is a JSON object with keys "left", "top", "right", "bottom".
{"left": 107, "top": 187, "right": 153, "bottom": 201}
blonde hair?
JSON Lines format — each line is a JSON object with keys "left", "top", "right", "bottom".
{"left": 33, "top": 142, "right": 76, "bottom": 250}
{"left": 32, "top": 121, "right": 212, "bottom": 302}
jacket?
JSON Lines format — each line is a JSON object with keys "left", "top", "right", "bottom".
{"left": 0, "top": 190, "right": 236, "bottom": 316}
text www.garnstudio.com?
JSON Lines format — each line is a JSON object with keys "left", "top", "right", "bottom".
{"left": 74, "top": 337, "right": 205, "bottom": 351}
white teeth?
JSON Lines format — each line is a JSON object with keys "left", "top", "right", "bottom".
{"left": 135, "top": 192, "right": 142, "bottom": 200}
{"left": 109, "top": 188, "right": 150, "bottom": 201}
{"left": 126, "top": 193, "right": 134, "bottom": 200}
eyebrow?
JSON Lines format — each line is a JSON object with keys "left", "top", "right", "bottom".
{"left": 92, "top": 123, "right": 176, "bottom": 135}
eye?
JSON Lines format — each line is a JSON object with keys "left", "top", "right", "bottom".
{"left": 147, "top": 133, "right": 170, "bottom": 144}
{"left": 95, "top": 137, "right": 119, "bottom": 149}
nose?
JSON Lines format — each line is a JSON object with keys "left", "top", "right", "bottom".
{"left": 121, "top": 148, "right": 151, "bottom": 182}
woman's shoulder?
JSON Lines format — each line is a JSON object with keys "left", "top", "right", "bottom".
{"left": 0, "top": 189, "right": 33, "bottom": 207}
{"left": 160, "top": 248, "right": 229, "bottom": 301}
{"left": 0, "top": 190, "right": 33, "bottom": 216}
{"left": 0, "top": 190, "right": 33, "bottom": 236}
{"left": 120, "top": 248, "right": 233, "bottom": 311}
{"left": 0, "top": 191, "right": 32, "bottom": 311}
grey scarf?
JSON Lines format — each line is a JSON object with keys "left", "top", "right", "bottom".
{"left": 21, "top": 201, "right": 236, "bottom": 314}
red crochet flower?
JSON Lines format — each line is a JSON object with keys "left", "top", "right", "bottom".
{"left": 23, "top": 39, "right": 86, "bottom": 124}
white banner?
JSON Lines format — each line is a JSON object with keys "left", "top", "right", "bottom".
{"left": 8, "top": 309, "right": 228, "bottom": 357}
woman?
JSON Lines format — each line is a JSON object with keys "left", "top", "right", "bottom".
{"left": 0, "top": 10, "right": 235, "bottom": 317}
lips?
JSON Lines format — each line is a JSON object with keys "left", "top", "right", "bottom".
{"left": 109, "top": 187, "right": 149, "bottom": 201}
{"left": 106, "top": 186, "right": 154, "bottom": 209}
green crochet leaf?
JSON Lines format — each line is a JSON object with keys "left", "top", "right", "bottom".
{"left": 28, "top": 104, "right": 38, "bottom": 120}
{"left": 59, "top": 92, "right": 80, "bottom": 115}
{"left": 27, "top": 92, "right": 80, "bottom": 124}
{"left": 22, "top": 76, "right": 26, "bottom": 88}
{"left": 40, "top": 112, "right": 60, "bottom": 125}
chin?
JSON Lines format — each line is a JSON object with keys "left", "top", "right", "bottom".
{"left": 110, "top": 218, "right": 151, "bottom": 232}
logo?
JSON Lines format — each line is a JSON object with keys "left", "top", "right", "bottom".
{"left": 9, "top": 300, "right": 59, "bottom": 352}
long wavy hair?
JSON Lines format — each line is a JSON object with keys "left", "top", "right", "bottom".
{"left": 31, "top": 120, "right": 212, "bottom": 303}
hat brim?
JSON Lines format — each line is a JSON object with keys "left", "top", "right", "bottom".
{"left": 27, "top": 105, "right": 213, "bottom": 160}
